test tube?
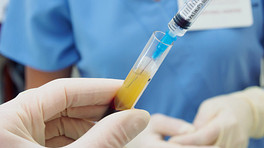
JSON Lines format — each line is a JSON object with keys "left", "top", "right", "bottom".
{"left": 114, "top": 31, "right": 173, "bottom": 110}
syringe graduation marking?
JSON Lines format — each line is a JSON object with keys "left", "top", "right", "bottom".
{"left": 182, "top": 2, "right": 198, "bottom": 18}
{"left": 170, "top": 0, "right": 211, "bottom": 31}
{"left": 180, "top": 0, "right": 207, "bottom": 21}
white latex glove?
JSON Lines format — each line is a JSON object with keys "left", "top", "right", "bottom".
{"left": 169, "top": 87, "right": 264, "bottom": 148}
{"left": 126, "top": 114, "right": 218, "bottom": 148}
{"left": 0, "top": 78, "right": 150, "bottom": 148}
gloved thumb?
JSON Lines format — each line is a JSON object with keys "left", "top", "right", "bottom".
{"left": 67, "top": 109, "right": 150, "bottom": 148}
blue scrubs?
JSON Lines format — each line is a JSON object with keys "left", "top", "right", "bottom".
{"left": 0, "top": 0, "right": 264, "bottom": 147}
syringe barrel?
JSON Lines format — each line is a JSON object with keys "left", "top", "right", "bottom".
{"left": 114, "top": 31, "right": 173, "bottom": 110}
{"left": 168, "top": 0, "right": 212, "bottom": 36}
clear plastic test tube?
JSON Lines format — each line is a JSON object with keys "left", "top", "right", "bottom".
{"left": 114, "top": 31, "right": 173, "bottom": 110}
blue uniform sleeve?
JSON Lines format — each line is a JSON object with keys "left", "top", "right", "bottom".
{"left": 0, "top": 0, "right": 79, "bottom": 71}
{"left": 262, "top": 0, "right": 264, "bottom": 47}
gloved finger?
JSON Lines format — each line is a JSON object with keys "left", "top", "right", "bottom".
{"left": 46, "top": 136, "right": 74, "bottom": 147}
{"left": 45, "top": 117, "right": 95, "bottom": 140}
{"left": 169, "top": 117, "right": 220, "bottom": 145}
{"left": 181, "top": 146, "right": 220, "bottom": 148}
{"left": 66, "top": 105, "right": 109, "bottom": 120}
{"left": 0, "top": 130, "right": 42, "bottom": 148}
{"left": 17, "top": 78, "right": 123, "bottom": 122}
{"left": 128, "top": 140, "right": 220, "bottom": 148}
{"left": 129, "top": 141, "right": 219, "bottom": 148}
{"left": 67, "top": 109, "right": 150, "bottom": 148}
{"left": 137, "top": 141, "right": 182, "bottom": 148}
{"left": 151, "top": 114, "right": 195, "bottom": 136}
{"left": 193, "top": 100, "right": 220, "bottom": 128}
{"left": 46, "top": 105, "right": 109, "bottom": 122}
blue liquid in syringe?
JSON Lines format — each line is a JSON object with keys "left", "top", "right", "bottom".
{"left": 152, "top": 31, "right": 176, "bottom": 59}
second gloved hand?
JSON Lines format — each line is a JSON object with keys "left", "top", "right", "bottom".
{"left": 126, "top": 114, "right": 219, "bottom": 148}
{"left": 169, "top": 87, "right": 264, "bottom": 148}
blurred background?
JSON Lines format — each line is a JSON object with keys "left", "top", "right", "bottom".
{"left": 0, "top": 0, "right": 28, "bottom": 104}
{"left": 0, "top": 0, "right": 81, "bottom": 104}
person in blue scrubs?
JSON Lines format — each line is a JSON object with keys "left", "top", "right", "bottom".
{"left": 0, "top": 0, "right": 263, "bottom": 147}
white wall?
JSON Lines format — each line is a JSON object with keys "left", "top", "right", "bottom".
{"left": 0, "top": 0, "right": 9, "bottom": 23}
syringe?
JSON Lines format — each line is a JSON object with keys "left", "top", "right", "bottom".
{"left": 114, "top": 0, "right": 212, "bottom": 111}
{"left": 153, "top": 0, "right": 212, "bottom": 59}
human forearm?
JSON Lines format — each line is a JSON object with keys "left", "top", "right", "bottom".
{"left": 25, "top": 66, "right": 72, "bottom": 89}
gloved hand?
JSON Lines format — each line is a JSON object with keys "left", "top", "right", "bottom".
{"left": 0, "top": 78, "right": 150, "bottom": 148}
{"left": 126, "top": 114, "right": 219, "bottom": 148}
{"left": 169, "top": 87, "right": 264, "bottom": 148}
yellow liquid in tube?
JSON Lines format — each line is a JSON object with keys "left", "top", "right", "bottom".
{"left": 114, "top": 69, "right": 151, "bottom": 110}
